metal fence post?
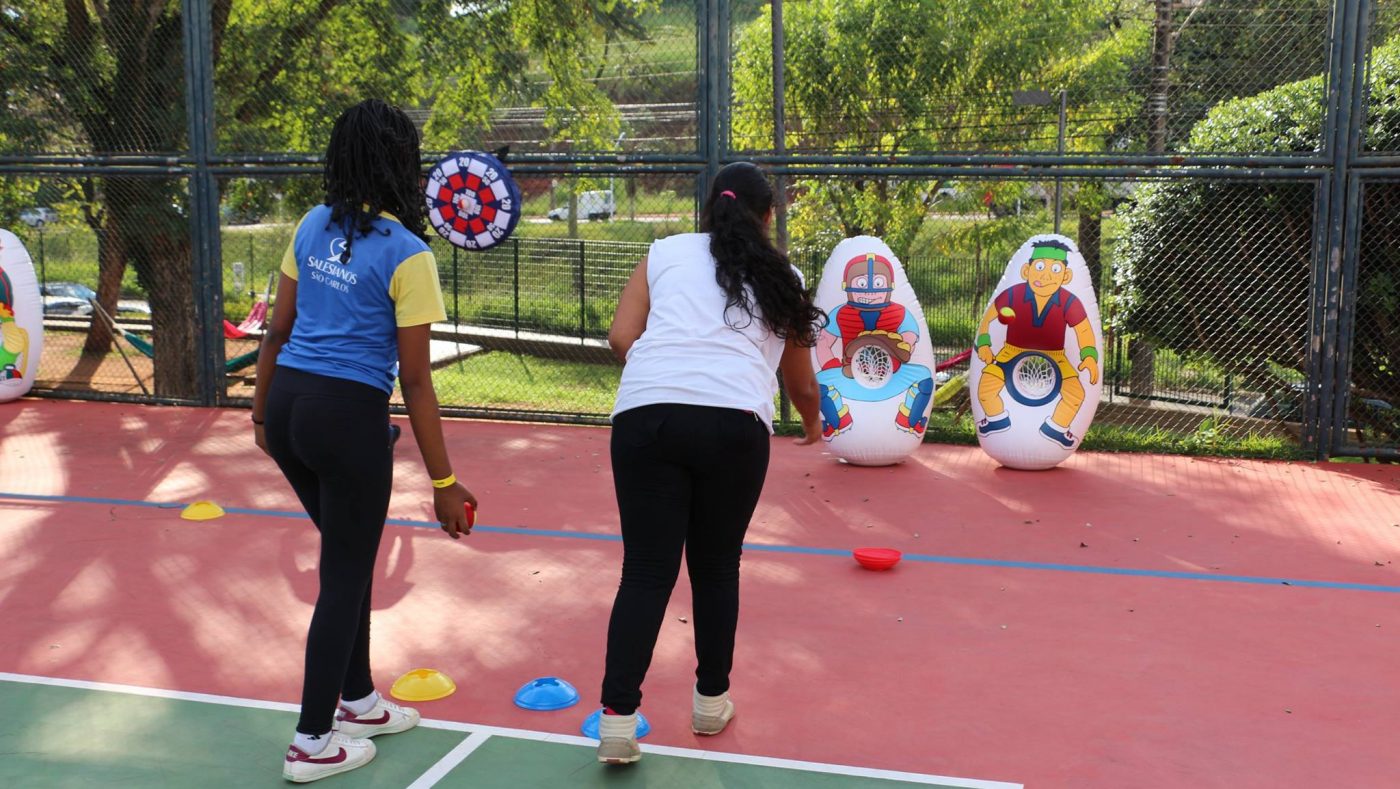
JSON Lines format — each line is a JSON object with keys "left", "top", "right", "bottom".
{"left": 579, "top": 239, "right": 587, "bottom": 341}
{"left": 1312, "top": 0, "right": 1365, "bottom": 458}
{"left": 773, "top": 0, "right": 792, "bottom": 426}
{"left": 182, "top": 0, "right": 225, "bottom": 407}
{"left": 697, "top": 0, "right": 723, "bottom": 210}
{"left": 513, "top": 239, "right": 521, "bottom": 337}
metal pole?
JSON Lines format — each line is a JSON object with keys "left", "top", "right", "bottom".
{"left": 579, "top": 240, "right": 587, "bottom": 341}
{"left": 697, "top": 0, "right": 723, "bottom": 208}
{"left": 248, "top": 233, "right": 255, "bottom": 299}
{"left": 182, "top": 0, "right": 225, "bottom": 406}
{"left": 37, "top": 227, "right": 46, "bottom": 290}
{"left": 1054, "top": 89, "right": 1066, "bottom": 234}
{"left": 1314, "top": 0, "right": 1364, "bottom": 458}
{"left": 773, "top": 0, "right": 792, "bottom": 425}
{"left": 452, "top": 245, "right": 459, "bottom": 324}
{"left": 513, "top": 239, "right": 520, "bottom": 337}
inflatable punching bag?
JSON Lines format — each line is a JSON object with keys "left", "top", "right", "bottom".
{"left": 969, "top": 234, "right": 1102, "bottom": 470}
{"left": 811, "top": 237, "right": 937, "bottom": 466}
{"left": 0, "top": 229, "right": 42, "bottom": 402}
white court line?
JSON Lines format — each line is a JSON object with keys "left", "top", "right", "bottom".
{"left": 404, "top": 731, "right": 492, "bottom": 789}
{"left": 0, "top": 672, "right": 1021, "bottom": 789}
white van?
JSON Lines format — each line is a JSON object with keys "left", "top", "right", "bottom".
{"left": 548, "top": 190, "right": 616, "bottom": 221}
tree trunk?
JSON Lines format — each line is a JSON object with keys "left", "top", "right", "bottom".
{"left": 121, "top": 179, "right": 200, "bottom": 399}
{"left": 1147, "top": 0, "right": 1174, "bottom": 155}
{"left": 82, "top": 216, "right": 126, "bottom": 354}
{"left": 1131, "top": 0, "right": 1175, "bottom": 402}
{"left": 1078, "top": 199, "right": 1102, "bottom": 292}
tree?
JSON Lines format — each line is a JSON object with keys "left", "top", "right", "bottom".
{"left": 0, "top": 0, "right": 647, "bottom": 398}
{"left": 1114, "top": 39, "right": 1400, "bottom": 420}
{"left": 729, "top": 0, "right": 1148, "bottom": 257}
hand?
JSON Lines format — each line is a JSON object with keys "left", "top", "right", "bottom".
{"left": 977, "top": 345, "right": 994, "bottom": 364}
{"left": 1079, "top": 356, "right": 1100, "bottom": 385}
{"left": 794, "top": 416, "right": 823, "bottom": 446}
{"left": 253, "top": 422, "right": 269, "bottom": 456}
{"left": 434, "top": 482, "right": 477, "bottom": 540}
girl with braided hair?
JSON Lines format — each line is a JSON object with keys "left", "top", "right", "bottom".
{"left": 251, "top": 99, "right": 476, "bottom": 783}
{"left": 595, "top": 161, "right": 824, "bottom": 764}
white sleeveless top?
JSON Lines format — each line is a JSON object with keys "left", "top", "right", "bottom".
{"left": 611, "top": 232, "right": 800, "bottom": 431}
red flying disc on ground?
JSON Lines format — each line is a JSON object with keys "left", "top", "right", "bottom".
{"left": 853, "top": 547, "right": 902, "bottom": 571}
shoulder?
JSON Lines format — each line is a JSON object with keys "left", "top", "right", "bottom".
{"left": 294, "top": 205, "right": 332, "bottom": 239}
{"left": 652, "top": 232, "right": 709, "bottom": 254}
{"left": 648, "top": 233, "right": 711, "bottom": 276}
{"left": 384, "top": 221, "right": 432, "bottom": 264}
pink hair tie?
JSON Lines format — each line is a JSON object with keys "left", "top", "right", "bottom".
{"left": 720, "top": 190, "right": 737, "bottom": 199}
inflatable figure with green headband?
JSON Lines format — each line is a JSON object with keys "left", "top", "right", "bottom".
{"left": 974, "top": 238, "right": 1099, "bottom": 449}
{"left": 0, "top": 262, "right": 31, "bottom": 381}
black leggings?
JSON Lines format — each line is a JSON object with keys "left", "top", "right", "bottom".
{"left": 264, "top": 366, "right": 394, "bottom": 735}
{"left": 601, "top": 403, "right": 771, "bottom": 715}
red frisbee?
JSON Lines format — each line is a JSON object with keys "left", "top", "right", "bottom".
{"left": 465, "top": 502, "right": 476, "bottom": 530}
{"left": 853, "top": 547, "right": 902, "bottom": 571}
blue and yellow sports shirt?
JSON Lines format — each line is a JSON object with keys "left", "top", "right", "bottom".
{"left": 276, "top": 205, "right": 447, "bottom": 393}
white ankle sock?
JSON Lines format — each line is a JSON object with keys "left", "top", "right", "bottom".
{"left": 693, "top": 686, "right": 728, "bottom": 716}
{"left": 293, "top": 731, "right": 331, "bottom": 755}
{"left": 599, "top": 711, "right": 638, "bottom": 739}
{"left": 342, "top": 690, "right": 380, "bottom": 716}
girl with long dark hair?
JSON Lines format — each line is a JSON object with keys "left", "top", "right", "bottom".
{"left": 251, "top": 99, "right": 476, "bottom": 783}
{"left": 596, "top": 161, "right": 824, "bottom": 764}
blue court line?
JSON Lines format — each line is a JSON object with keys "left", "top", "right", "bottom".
{"left": 6, "top": 490, "right": 1400, "bottom": 594}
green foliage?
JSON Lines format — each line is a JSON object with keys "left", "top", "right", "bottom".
{"left": 430, "top": 352, "right": 621, "bottom": 414}
{"left": 730, "top": 0, "right": 1147, "bottom": 254}
{"left": 1114, "top": 39, "right": 1400, "bottom": 395}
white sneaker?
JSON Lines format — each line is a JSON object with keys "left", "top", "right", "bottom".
{"left": 596, "top": 711, "right": 641, "bottom": 764}
{"left": 335, "top": 696, "right": 420, "bottom": 738}
{"left": 691, "top": 687, "right": 735, "bottom": 736}
{"left": 282, "top": 732, "right": 375, "bottom": 783}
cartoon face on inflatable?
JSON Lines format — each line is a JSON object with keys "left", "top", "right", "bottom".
{"left": 0, "top": 229, "right": 42, "bottom": 402}
{"left": 811, "top": 237, "right": 937, "bottom": 466}
{"left": 969, "top": 234, "right": 1102, "bottom": 470}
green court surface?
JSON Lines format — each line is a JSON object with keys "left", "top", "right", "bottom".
{"left": 0, "top": 676, "right": 1007, "bottom": 789}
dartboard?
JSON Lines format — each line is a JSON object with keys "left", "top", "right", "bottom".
{"left": 424, "top": 151, "right": 521, "bottom": 251}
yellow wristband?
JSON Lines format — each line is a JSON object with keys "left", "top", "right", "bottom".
{"left": 431, "top": 473, "right": 456, "bottom": 489}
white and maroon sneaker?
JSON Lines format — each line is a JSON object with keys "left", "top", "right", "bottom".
{"left": 335, "top": 696, "right": 420, "bottom": 738}
{"left": 282, "top": 732, "right": 375, "bottom": 783}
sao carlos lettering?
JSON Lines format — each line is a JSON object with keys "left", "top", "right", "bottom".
{"left": 305, "top": 238, "right": 358, "bottom": 293}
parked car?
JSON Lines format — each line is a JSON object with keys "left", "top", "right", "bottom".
{"left": 19, "top": 207, "right": 59, "bottom": 228}
{"left": 548, "top": 190, "right": 616, "bottom": 221}
{"left": 40, "top": 282, "right": 151, "bottom": 317}
{"left": 41, "top": 282, "right": 93, "bottom": 316}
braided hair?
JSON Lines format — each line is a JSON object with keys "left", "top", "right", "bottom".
{"left": 701, "top": 162, "right": 824, "bottom": 346}
{"left": 322, "top": 99, "right": 428, "bottom": 263}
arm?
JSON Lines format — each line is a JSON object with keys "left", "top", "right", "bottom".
{"left": 608, "top": 257, "right": 649, "bottom": 362}
{"left": 251, "top": 272, "right": 298, "bottom": 454}
{"left": 398, "top": 323, "right": 477, "bottom": 539}
{"left": 1072, "top": 320, "right": 1100, "bottom": 384}
{"left": 814, "top": 326, "right": 842, "bottom": 370}
{"left": 779, "top": 337, "right": 824, "bottom": 445}
{"left": 974, "top": 303, "right": 1000, "bottom": 363}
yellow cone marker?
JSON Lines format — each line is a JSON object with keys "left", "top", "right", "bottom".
{"left": 391, "top": 669, "right": 456, "bottom": 702}
{"left": 181, "top": 501, "right": 225, "bottom": 521}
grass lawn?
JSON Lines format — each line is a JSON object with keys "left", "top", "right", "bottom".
{"left": 426, "top": 352, "right": 622, "bottom": 415}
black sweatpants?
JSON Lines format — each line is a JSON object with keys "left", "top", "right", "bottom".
{"left": 264, "top": 366, "right": 394, "bottom": 735}
{"left": 601, "top": 403, "right": 771, "bottom": 715}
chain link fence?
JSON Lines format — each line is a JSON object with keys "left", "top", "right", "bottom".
{"left": 1338, "top": 177, "right": 1400, "bottom": 454}
{"left": 1, "top": 0, "right": 1396, "bottom": 459}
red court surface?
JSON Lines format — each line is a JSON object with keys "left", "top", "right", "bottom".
{"left": 3, "top": 398, "right": 1400, "bottom": 787}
